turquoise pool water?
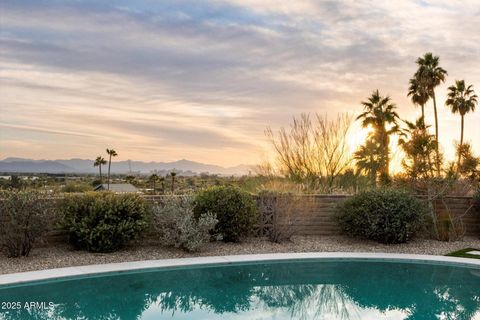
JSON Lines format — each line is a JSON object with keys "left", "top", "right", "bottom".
{"left": 0, "top": 259, "right": 479, "bottom": 319}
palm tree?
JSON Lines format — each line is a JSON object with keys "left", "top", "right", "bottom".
{"left": 354, "top": 140, "right": 383, "bottom": 186}
{"left": 414, "top": 53, "right": 447, "bottom": 174}
{"left": 93, "top": 156, "right": 107, "bottom": 182}
{"left": 456, "top": 143, "right": 479, "bottom": 180}
{"left": 170, "top": 171, "right": 177, "bottom": 193}
{"left": 398, "top": 118, "right": 436, "bottom": 179}
{"left": 148, "top": 174, "right": 159, "bottom": 194}
{"left": 106, "top": 148, "right": 118, "bottom": 190}
{"left": 407, "top": 76, "right": 429, "bottom": 123}
{"left": 445, "top": 80, "right": 478, "bottom": 165}
{"left": 356, "top": 90, "right": 400, "bottom": 177}
{"left": 159, "top": 177, "right": 165, "bottom": 194}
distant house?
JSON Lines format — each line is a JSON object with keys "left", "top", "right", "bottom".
{"left": 94, "top": 183, "right": 140, "bottom": 193}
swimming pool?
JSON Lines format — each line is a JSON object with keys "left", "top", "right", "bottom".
{"left": 0, "top": 253, "right": 479, "bottom": 319}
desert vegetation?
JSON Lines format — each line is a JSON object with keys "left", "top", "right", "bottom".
{"left": 0, "top": 52, "right": 479, "bottom": 260}
{"left": 0, "top": 190, "right": 55, "bottom": 257}
{"left": 194, "top": 186, "right": 258, "bottom": 242}
{"left": 61, "top": 192, "right": 149, "bottom": 252}
{"left": 264, "top": 53, "right": 478, "bottom": 193}
{"left": 335, "top": 189, "right": 427, "bottom": 244}
{"left": 262, "top": 52, "right": 479, "bottom": 241}
{"left": 153, "top": 195, "right": 217, "bottom": 252}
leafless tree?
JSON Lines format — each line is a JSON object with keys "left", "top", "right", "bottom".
{"left": 266, "top": 113, "right": 353, "bottom": 193}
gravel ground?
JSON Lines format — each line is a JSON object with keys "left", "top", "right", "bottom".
{"left": 1, "top": 236, "right": 480, "bottom": 275}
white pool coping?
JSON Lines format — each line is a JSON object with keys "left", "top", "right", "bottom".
{"left": 1, "top": 252, "right": 479, "bottom": 287}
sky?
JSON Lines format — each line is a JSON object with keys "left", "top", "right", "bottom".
{"left": 0, "top": 0, "right": 479, "bottom": 167}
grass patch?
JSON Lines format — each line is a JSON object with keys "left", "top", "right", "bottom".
{"left": 446, "top": 248, "right": 480, "bottom": 259}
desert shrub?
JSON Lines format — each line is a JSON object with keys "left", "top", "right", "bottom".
{"left": 61, "top": 192, "right": 149, "bottom": 252}
{"left": 194, "top": 186, "right": 257, "bottom": 242}
{"left": 335, "top": 188, "right": 426, "bottom": 244}
{"left": 153, "top": 196, "right": 217, "bottom": 252}
{"left": 0, "top": 190, "right": 54, "bottom": 257}
{"left": 62, "top": 182, "right": 92, "bottom": 193}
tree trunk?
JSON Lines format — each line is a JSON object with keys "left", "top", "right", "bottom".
{"left": 421, "top": 104, "right": 425, "bottom": 125}
{"left": 107, "top": 155, "right": 112, "bottom": 190}
{"left": 432, "top": 92, "right": 440, "bottom": 175}
{"left": 384, "top": 137, "right": 389, "bottom": 177}
{"left": 460, "top": 114, "right": 464, "bottom": 146}
{"left": 380, "top": 128, "right": 389, "bottom": 177}
{"left": 99, "top": 165, "right": 102, "bottom": 183}
{"left": 457, "top": 115, "right": 464, "bottom": 167}
{"left": 370, "top": 154, "right": 376, "bottom": 187}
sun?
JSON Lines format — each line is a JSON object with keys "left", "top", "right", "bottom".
{"left": 347, "top": 123, "right": 404, "bottom": 174}
{"left": 346, "top": 122, "right": 372, "bottom": 155}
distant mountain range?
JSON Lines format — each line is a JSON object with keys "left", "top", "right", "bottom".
{"left": 0, "top": 157, "right": 252, "bottom": 176}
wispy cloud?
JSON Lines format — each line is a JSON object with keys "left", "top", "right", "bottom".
{"left": 0, "top": 0, "right": 479, "bottom": 165}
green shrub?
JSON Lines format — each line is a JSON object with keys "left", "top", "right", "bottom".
{"left": 61, "top": 192, "right": 149, "bottom": 252}
{"left": 153, "top": 195, "right": 217, "bottom": 252}
{"left": 335, "top": 188, "right": 426, "bottom": 244}
{"left": 0, "top": 190, "right": 54, "bottom": 257}
{"left": 194, "top": 186, "right": 257, "bottom": 242}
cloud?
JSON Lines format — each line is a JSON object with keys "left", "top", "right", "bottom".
{"left": 0, "top": 122, "right": 100, "bottom": 138}
{"left": 0, "top": 0, "right": 479, "bottom": 165}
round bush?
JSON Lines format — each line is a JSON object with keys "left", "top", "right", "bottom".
{"left": 335, "top": 188, "right": 426, "bottom": 244}
{"left": 194, "top": 186, "right": 257, "bottom": 242}
{"left": 61, "top": 192, "right": 150, "bottom": 252}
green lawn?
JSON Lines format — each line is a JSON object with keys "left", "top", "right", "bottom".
{"left": 446, "top": 248, "right": 480, "bottom": 259}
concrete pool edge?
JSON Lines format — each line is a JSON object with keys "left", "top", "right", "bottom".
{"left": 1, "top": 252, "right": 479, "bottom": 286}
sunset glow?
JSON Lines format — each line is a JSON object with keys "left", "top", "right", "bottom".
{"left": 1, "top": 0, "right": 479, "bottom": 168}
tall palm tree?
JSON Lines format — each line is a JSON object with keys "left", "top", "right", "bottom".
{"left": 415, "top": 53, "right": 447, "bottom": 174}
{"left": 149, "top": 174, "right": 159, "bottom": 194}
{"left": 106, "top": 148, "right": 118, "bottom": 190}
{"left": 170, "top": 171, "right": 177, "bottom": 193}
{"left": 356, "top": 90, "right": 400, "bottom": 177}
{"left": 407, "top": 76, "right": 429, "bottom": 123}
{"left": 93, "top": 156, "right": 107, "bottom": 182}
{"left": 445, "top": 80, "right": 478, "bottom": 165}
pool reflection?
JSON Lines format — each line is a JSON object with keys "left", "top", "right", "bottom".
{"left": 1, "top": 260, "right": 479, "bottom": 319}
